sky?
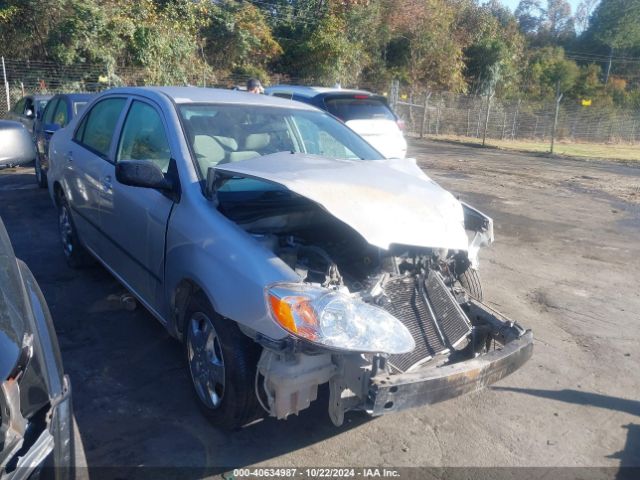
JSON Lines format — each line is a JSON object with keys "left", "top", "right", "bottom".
{"left": 499, "top": 0, "right": 582, "bottom": 14}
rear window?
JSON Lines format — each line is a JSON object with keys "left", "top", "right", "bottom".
{"left": 324, "top": 97, "right": 395, "bottom": 122}
{"left": 74, "top": 98, "right": 126, "bottom": 157}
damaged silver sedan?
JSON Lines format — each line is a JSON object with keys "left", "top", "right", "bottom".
{"left": 47, "top": 87, "right": 532, "bottom": 429}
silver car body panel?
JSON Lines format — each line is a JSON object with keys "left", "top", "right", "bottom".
{"left": 0, "top": 121, "right": 36, "bottom": 167}
{"left": 214, "top": 153, "right": 469, "bottom": 252}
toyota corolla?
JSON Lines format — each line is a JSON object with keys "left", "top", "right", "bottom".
{"left": 47, "top": 87, "right": 532, "bottom": 429}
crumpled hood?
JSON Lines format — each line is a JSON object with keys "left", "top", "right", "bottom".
{"left": 214, "top": 153, "right": 469, "bottom": 251}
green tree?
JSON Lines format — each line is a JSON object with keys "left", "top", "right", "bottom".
{"left": 589, "top": 0, "right": 640, "bottom": 49}
{"left": 525, "top": 47, "right": 580, "bottom": 98}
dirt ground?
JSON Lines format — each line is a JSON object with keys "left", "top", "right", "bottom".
{"left": 0, "top": 139, "right": 638, "bottom": 477}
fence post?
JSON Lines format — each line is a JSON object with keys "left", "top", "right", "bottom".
{"left": 390, "top": 79, "right": 400, "bottom": 111}
{"left": 511, "top": 99, "right": 521, "bottom": 140}
{"left": 1, "top": 56, "right": 9, "bottom": 113}
{"left": 409, "top": 92, "right": 414, "bottom": 129}
{"left": 420, "top": 92, "right": 431, "bottom": 138}
{"left": 550, "top": 87, "right": 563, "bottom": 154}
{"left": 466, "top": 108, "right": 471, "bottom": 137}
{"left": 482, "top": 93, "right": 493, "bottom": 147}
{"left": 501, "top": 109, "right": 507, "bottom": 140}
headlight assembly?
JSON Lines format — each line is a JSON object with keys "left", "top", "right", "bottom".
{"left": 266, "top": 283, "right": 415, "bottom": 354}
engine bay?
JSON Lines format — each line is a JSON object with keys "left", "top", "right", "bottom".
{"left": 219, "top": 190, "right": 483, "bottom": 371}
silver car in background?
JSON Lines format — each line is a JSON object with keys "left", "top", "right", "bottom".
{"left": 47, "top": 87, "right": 532, "bottom": 429}
{"left": 6, "top": 95, "right": 52, "bottom": 136}
{"left": 0, "top": 120, "right": 36, "bottom": 168}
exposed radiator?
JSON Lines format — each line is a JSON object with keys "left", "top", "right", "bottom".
{"left": 381, "top": 271, "right": 471, "bottom": 372}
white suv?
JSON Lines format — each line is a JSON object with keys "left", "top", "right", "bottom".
{"left": 265, "top": 86, "right": 407, "bottom": 159}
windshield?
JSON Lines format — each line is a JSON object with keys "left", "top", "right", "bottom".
{"left": 324, "top": 97, "right": 395, "bottom": 122}
{"left": 178, "top": 104, "right": 383, "bottom": 179}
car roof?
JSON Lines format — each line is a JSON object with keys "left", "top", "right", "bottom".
{"left": 264, "top": 85, "right": 377, "bottom": 99}
{"left": 52, "top": 93, "right": 95, "bottom": 103}
{"left": 101, "top": 86, "right": 319, "bottom": 111}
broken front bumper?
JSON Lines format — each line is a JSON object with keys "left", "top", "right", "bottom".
{"left": 368, "top": 329, "right": 533, "bottom": 416}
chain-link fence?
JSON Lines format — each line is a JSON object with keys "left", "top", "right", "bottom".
{"left": 0, "top": 57, "right": 383, "bottom": 115}
{"left": 389, "top": 81, "right": 640, "bottom": 147}
{"left": 3, "top": 58, "right": 638, "bottom": 149}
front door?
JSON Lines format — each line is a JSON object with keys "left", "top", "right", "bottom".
{"left": 99, "top": 99, "right": 175, "bottom": 316}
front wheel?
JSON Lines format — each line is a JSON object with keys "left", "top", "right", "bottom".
{"left": 184, "top": 292, "right": 263, "bottom": 430}
{"left": 458, "top": 267, "right": 483, "bottom": 302}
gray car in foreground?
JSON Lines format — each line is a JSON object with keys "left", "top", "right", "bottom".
{"left": 0, "top": 215, "right": 74, "bottom": 479}
{"left": 47, "top": 87, "right": 532, "bottom": 429}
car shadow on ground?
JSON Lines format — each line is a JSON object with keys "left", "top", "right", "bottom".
{"left": 492, "top": 387, "right": 640, "bottom": 475}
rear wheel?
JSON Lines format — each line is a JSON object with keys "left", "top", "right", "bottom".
{"left": 459, "top": 267, "right": 483, "bottom": 302}
{"left": 184, "top": 292, "right": 263, "bottom": 430}
{"left": 35, "top": 154, "right": 47, "bottom": 188}
{"left": 57, "top": 193, "right": 94, "bottom": 268}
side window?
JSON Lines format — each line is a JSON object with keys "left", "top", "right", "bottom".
{"left": 13, "top": 98, "right": 25, "bottom": 114}
{"left": 42, "top": 99, "right": 59, "bottom": 124}
{"left": 52, "top": 100, "right": 68, "bottom": 127}
{"left": 76, "top": 98, "right": 126, "bottom": 157}
{"left": 272, "top": 92, "right": 292, "bottom": 100}
{"left": 117, "top": 101, "right": 171, "bottom": 173}
{"left": 293, "top": 116, "right": 358, "bottom": 159}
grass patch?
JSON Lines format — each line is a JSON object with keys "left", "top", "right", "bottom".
{"left": 424, "top": 134, "right": 640, "bottom": 162}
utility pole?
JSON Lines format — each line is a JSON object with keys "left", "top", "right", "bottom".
{"left": 604, "top": 47, "right": 613, "bottom": 85}
{"left": 550, "top": 81, "right": 563, "bottom": 154}
{"left": 1, "top": 56, "right": 9, "bottom": 113}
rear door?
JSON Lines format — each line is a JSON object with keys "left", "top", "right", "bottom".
{"left": 98, "top": 98, "right": 175, "bottom": 315}
{"left": 66, "top": 97, "right": 127, "bottom": 257}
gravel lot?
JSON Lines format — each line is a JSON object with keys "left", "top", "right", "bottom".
{"left": 0, "top": 139, "right": 638, "bottom": 476}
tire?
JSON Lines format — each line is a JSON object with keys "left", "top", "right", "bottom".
{"left": 57, "top": 193, "right": 94, "bottom": 268}
{"left": 184, "top": 291, "right": 263, "bottom": 430}
{"left": 35, "top": 154, "right": 47, "bottom": 188}
{"left": 459, "top": 267, "right": 483, "bottom": 302}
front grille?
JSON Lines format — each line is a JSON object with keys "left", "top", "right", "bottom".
{"left": 382, "top": 271, "right": 471, "bottom": 372}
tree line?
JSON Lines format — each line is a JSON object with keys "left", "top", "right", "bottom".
{"left": 0, "top": 0, "right": 638, "bottom": 108}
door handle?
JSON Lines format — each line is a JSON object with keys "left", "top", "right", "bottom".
{"left": 102, "top": 175, "right": 112, "bottom": 191}
{"left": 65, "top": 151, "right": 73, "bottom": 162}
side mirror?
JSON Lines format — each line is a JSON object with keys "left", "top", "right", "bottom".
{"left": 25, "top": 109, "right": 34, "bottom": 119}
{"left": 116, "top": 160, "right": 173, "bottom": 191}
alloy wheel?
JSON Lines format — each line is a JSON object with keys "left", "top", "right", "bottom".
{"left": 187, "top": 312, "right": 226, "bottom": 409}
{"left": 59, "top": 205, "right": 74, "bottom": 257}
